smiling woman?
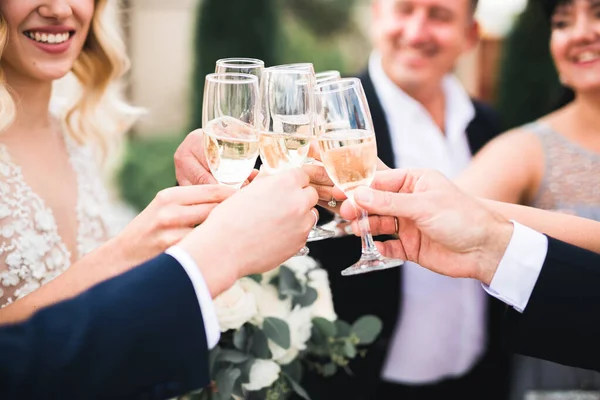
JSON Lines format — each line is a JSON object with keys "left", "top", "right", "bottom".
{"left": 0, "top": 0, "right": 142, "bottom": 311}
{"left": 0, "top": 0, "right": 206, "bottom": 328}
{"left": 454, "top": 0, "right": 600, "bottom": 397}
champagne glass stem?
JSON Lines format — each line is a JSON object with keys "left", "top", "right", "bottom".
{"left": 356, "top": 204, "right": 380, "bottom": 257}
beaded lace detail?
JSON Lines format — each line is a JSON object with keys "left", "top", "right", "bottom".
{"left": 0, "top": 136, "right": 121, "bottom": 306}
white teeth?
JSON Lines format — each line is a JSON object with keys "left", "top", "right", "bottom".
{"left": 577, "top": 51, "right": 600, "bottom": 63}
{"left": 25, "top": 31, "right": 70, "bottom": 44}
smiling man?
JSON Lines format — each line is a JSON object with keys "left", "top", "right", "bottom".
{"left": 305, "top": 0, "right": 511, "bottom": 399}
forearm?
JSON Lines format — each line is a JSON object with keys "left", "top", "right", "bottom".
{"left": 481, "top": 199, "right": 600, "bottom": 254}
{"left": 0, "top": 238, "right": 133, "bottom": 324}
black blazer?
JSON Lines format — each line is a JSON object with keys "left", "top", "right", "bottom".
{"left": 0, "top": 254, "right": 210, "bottom": 400}
{"left": 304, "top": 69, "right": 508, "bottom": 399}
{"left": 507, "top": 236, "right": 600, "bottom": 372}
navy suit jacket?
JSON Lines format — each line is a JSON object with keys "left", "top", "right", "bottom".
{"left": 507, "top": 236, "right": 600, "bottom": 373}
{"left": 0, "top": 253, "right": 210, "bottom": 400}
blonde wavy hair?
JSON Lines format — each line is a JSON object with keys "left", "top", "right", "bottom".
{"left": 0, "top": 0, "right": 141, "bottom": 161}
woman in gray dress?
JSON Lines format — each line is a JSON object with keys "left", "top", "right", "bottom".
{"left": 456, "top": 0, "right": 600, "bottom": 398}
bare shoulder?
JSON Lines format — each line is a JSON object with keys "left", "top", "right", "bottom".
{"left": 476, "top": 125, "right": 543, "bottom": 158}
{"left": 458, "top": 123, "right": 546, "bottom": 203}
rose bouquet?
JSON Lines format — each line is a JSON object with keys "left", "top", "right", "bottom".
{"left": 188, "top": 256, "right": 382, "bottom": 400}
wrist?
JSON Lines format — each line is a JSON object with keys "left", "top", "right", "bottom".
{"left": 477, "top": 218, "right": 514, "bottom": 286}
{"left": 177, "top": 228, "right": 239, "bottom": 298}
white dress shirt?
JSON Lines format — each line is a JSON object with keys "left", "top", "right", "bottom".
{"left": 484, "top": 221, "right": 548, "bottom": 312}
{"left": 369, "top": 52, "right": 490, "bottom": 384}
{"left": 166, "top": 246, "right": 221, "bottom": 349}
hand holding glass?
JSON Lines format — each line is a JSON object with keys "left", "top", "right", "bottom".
{"left": 202, "top": 73, "right": 260, "bottom": 189}
{"left": 314, "top": 78, "right": 404, "bottom": 275}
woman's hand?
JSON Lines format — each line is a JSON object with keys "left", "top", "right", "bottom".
{"left": 113, "top": 185, "right": 236, "bottom": 267}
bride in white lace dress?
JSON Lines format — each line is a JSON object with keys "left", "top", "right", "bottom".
{"left": 0, "top": 0, "right": 232, "bottom": 322}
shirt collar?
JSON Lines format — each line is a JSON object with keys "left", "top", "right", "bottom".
{"left": 367, "top": 51, "right": 475, "bottom": 142}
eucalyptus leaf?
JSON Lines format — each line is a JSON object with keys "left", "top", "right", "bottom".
{"left": 209, "top": 346, "right": 221, "bottom": 375}
{"left": 282, "top": 372, "right": 312, "bottom": 400}
{"left": 217, "top": 349, "right": 249, "bottom": 364}
{"left": 307, "top": 342, "right": 329, "bottom": 357}
{"left": 343, "top": 341, "right": 357, "bottom": 359}
{"left": 313, "top": 317, "right": 337, "bottom": 338}
{"left": 233, "top": 326, "right": 247, "bottom": 351}
{"left": 352, "top": 315, "right": 383, "bottom": 345}
{"left": 334, "top": 320, "right": 352, "bottom": 337}
{"left": 282, "top": 359, "right": 303, "bottom": 383}
{"left": 214, "top": 367, "right": 241, "bottom": 400}
{"left": 292, "top": 286, "right": 318, "bottom": 308}
{"left": 246, "top": 274, "right": 262, "bottom": 283}
{"left": 232, "top": 375, "right": 244, "bottom": 398}
{"left": 249, "top": 329, "right": 272, "bottom": 359}
{"left": 322, "top": 362, "right": 338, "bottom": 377}
{"left": 239, "top": 359, "right": 254, "bottom": 384}
{"left": 278, "top": 266, "right": 303, "bottom": 297}
{"left": 309, "top": 324, "right": 326, "bottom": 346}
{"left": 263, "top": 317, "right": 291, "bottom": 349}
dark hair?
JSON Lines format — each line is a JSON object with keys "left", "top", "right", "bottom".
{"left": 471, "top": 0, "right": 479, "bottom": 13}
{"left": 540, "top": 0, "right": 576, "bottom": 109}
{"left": 541, "top": 0, "right": 572, "bottom": 19}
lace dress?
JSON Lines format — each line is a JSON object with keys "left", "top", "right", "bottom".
{"left": 510, "top": 121, "right": 600, "bottom": 399}
{"left": 0, "top": 135, "right": 126, "bottom": 307}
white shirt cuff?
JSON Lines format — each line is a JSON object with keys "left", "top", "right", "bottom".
{"left": 165, "top": 246, "right": 220, "bottom": 349}
{"left": 482, "top": 221, "right": 548, "bottom": 313}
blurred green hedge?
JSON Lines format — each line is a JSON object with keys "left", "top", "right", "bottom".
{"left": 117, "top": 135, "right": 183, "bottom": 211}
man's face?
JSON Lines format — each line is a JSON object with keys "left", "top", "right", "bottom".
{"left": 371, "top": 0, "right": 478, "bottom": 92}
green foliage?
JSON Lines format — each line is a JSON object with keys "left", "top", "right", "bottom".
{"left": 117, "top": 135, "right": 183, "bottom": 211}
{"left": 190, "top": 0, "right": 281, "bottom": 132}
{"left": 286, "top": 0, "right": 357, "bottom": 36}
{"left": 306, "top": 314, "right": 383, "bottom": 377}
{"left": 277, "top": 15, "right": 348, "bottom": 74}
{"left": 495, "top": 0, "right": 563, "bottom": 130}
{"left": 263, "top": 317, "right": 291, "bottom": 350}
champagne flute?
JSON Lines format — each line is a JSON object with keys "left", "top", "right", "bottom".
{"left": 259, "top": 66, "right": 335, "bottom": 256}
{"left": 314, "top": 78, "right": 404, "bottom": 275}
{"left": 203, "top": 73, "right": 260, "bottom": 189}
{"left": 315, "top": 70, "right": 341, "bottom": 85}
{"left": 314, "top": 70, "right": 351, "bottom": 238}
{"left": 215, "top": 58, "right": 264, "bottom": 79}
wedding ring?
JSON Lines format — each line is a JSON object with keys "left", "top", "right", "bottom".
{"left": 311, "top": 209, "right": 319, "bottom": 227}
{"left": 394, "top": 217, "right": 399, "bottom": 234}
{"left": 328, "top": 197, "right": 337, "bottom": 208}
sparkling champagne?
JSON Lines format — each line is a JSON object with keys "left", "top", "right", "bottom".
{"left": 269, "top": 115, "right": 312, "bottom": 166}
{"left": 259, "top": 132, "right": 311, "bottom": 171}
{"left": 204, "top": 116, "right": 259, "bottom": 188}
{"left": 318, "top": 129, "right": 377, "bottom": 195}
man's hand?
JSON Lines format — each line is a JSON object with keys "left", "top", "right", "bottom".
{"left": 179, "top": 169, "right": 319, "bottom": 297}
{"left": 174, "top": 129, "right": 217, "bottom": 185}
{"left": 340, "top": 169, "right": 514, "bottom": 285}
{"left": 305, "top": 139, "right": 391, "bottom": 212}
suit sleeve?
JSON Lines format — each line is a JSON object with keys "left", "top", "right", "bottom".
{"left": 506, "top": 236, "right": 600, "bottom": 372}
{"left": 0, "top": 253, "right": 210, "bottom": 400}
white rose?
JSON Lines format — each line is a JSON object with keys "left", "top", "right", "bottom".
{"left": 239, "top": 277, "right": 291, "bottom": 325}
{"left": 269, "top": 306, "right": 313, "bottom": 365}
{"left": 307, "top": 269, "right": 337, "bottom": 321}
{"left": 242, "top": 359, "right": 281, "bottom": 391}
{"left": 214, "top": 279, "right": 257, "bottom": 332}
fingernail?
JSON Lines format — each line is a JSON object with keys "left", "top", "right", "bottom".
{"left": 354, "top": 188, "right": 373, "bottom": 204}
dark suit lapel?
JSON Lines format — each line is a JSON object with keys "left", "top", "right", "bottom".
{"left": 466, "top": 101, "right": 503, "bottom": 155}
{"left": 359, "top": 70, "right": 396, "bottom": 169}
